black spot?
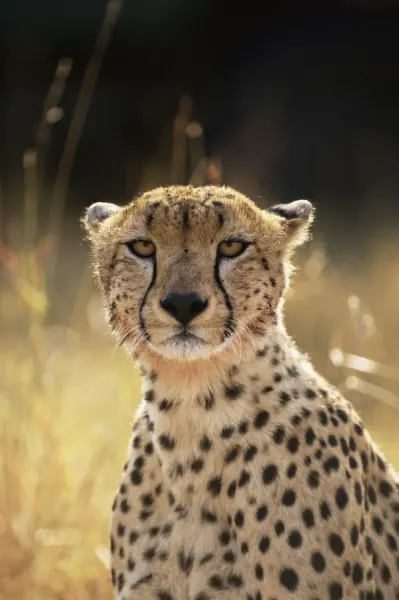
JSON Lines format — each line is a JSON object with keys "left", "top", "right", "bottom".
{"left": 381, "top": 563, "right": 391, "bottom": 583}
{"left": 221, "top": 426, "right": 235, "bottom": 439}
{"left": 158, "top": 592, "right": 175, "bottom": 600}
{"left": 117, "top": 572, "right": 125, "bottom": 592}
{"left": 280, "top": 568, "right": 299, "bottom": 591}
{"left": 282, "top": 489, "right": 296, "bottom": 506}
{"left": 191, "top": 458, "right": 204, "bottom": 473}
{"left": 238, "top": 470, "right": 251, "bottom": 487}
{"left": 255, "top": 563, "right": 264, "bottom": 580}
{"left": 224, "top": 383, "right": 245, "bottom": 400}
{"left": 329, "top": 583, "right": 343, "bottom": 600}
{"left": 287, "top": 436, "right": 300, "bottom": 453}
{"left": 379, "top": 480, "right": 394, "bottom": 497}
{"left": 335, "top": 486, "right": 349, "bottom": 509}
{"left": 354, "top": 481, "right": 362, "bottom": 505}
{"left": 235, "top": 510, "right": 245, "bottom": 527}
{"left": 120, "top": 498, "right": 130, "bottom": 513}
{"left": 199, "top": 435, "right": 212, "bottom": 452}
{"left": 159, "top": 398, "right": 173, "bottom": 412}
{"left": 178, "top": 550, "right": 194, "bottom": 575}
{"left": 201, "top": 508, "right": 218, "bottom": 523}
{"left": 324, "top": 456, "right": 340, "bottom": 474}
{"left": 287, "top": 463, "right": 297, "bottom": 479}
{"left": 288, "top": 530, "right": 302, "bottom": 548}
{"left": 241, "top": 541, "right": 249, "bottom": 554}
{"left": 318, "top": 411, "right": 330, "bottom": 426}
{"left": 207, "top": 476, "right": 222, "bottom": 496}
{"left": 340, "top": 437, "right": 349, "bottom": 456}
{"left": 225, "top": 445, "right": 241, "bottom": 463}
{"left": 140, "top": 493, "right": 154, "bottom": 507}
{"left": 361, "top": 451, "right": 369, "bottom": 472}
{"left": 320, "top": 501, "right": 331, "bottom": 520}
{"left": 204, "top": 392, "right": 215, "bottom": 410}
{"left": 254, "top": 410, "right": 269, "bottom": 428}
{"left": 143, "top": 547, "right": 156, "bottom": 561}
{"left": 311, "top": 552, "right": 326, "bottom": 572}
{"left": 372, "top": 516, "right": 384, "bottom": 535}
{"left": 302, "top": 508, "right": 315, "bottom": 528}
{"left": 259, "top": 536, "right": 270, "bottom": 553}
{"left": 280, "top": 391, "right": 291, "bottom": 405}
{"left": 352, "top": 562, "right": 364, "bottom": 584}
{"left": 199, "top": 553, "right": 213, "bottom": 565}
{"left": 130, "top": 469, "right": 143, "bottom": 486}
{"left": 145, "top": 390, "right": 155, "bottom": 402}
{"left": 227, "top": 481, "right": 237, "bottom": 498}
{"left": 329, "top": 533, "right": 345, "bottom": 556}
{"left": 305, "top": 427, "right": 316, "bottom": 445}
{"left": 256, "top": 504, "right": 268, "bottom": 521}
{"left": 158, "top": 434, "right": 176, "bottom": 451}
{"left": 238, "top": 420, "right": 249, "bottom": 434}
{"left": 263, "top": 464, "right": 278, "bottom": 485}
{"left": 273, "top": 426, "right": 285, "bottom": 444}
{"left": 244, "top": 445, "right": 258, "bottom": 462}
{"left": 307, "top": 470, "right": 320, "bottom": 489}
{"left": 208, "top": 575, "right": 225, "bottom": 590}
{"left": 227, "top": 573, "right": 243, "bottom": 588}
{"left": 337, "top": 408, "right": 349, "bottom": 423}
{"left": 275, "top": 520, "right": 285, "bottom": 536}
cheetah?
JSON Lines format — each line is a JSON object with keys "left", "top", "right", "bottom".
{"left": 83, "top": 185, "right": 399, "bottom": 600}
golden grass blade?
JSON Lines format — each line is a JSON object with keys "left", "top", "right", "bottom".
{"left": 345, "top": 376, "right": 399, "bottom": 411}
{"left": 47, "top": 0, "right": 124, "bottom": 274}
{"left": 330, "top": 348, "right": 399, "bottom": 381}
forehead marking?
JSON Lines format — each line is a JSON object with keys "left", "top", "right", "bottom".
{"left": 182, "top": 204, "right": 190, "bottom": 232}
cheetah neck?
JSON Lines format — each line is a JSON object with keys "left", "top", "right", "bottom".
{"left": 134, "top": 322, "right": 320, "bottom": 495}
{"left": 136, "top": 322, "right": 316, "bottom": 418}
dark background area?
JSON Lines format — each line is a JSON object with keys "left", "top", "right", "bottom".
{"left": 1, "top": 0, "right": 399, "bottom": 254}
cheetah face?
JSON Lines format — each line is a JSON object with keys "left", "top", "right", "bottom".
{"left": 83, "top": 186, "right": 313, "bottom": 361}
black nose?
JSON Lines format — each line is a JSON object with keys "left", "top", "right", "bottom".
{"left": 160, "top": 292, "right": 208, "bottom": 326}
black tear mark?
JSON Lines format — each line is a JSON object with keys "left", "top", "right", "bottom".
{"left": 139, "top": 255, "right": 157, "bottom": 341}
{"left": 214, "top": 257, "right": 235, "bottom": 341}
{"left": 218, "top": 213, "right": 224, "bottom": 227}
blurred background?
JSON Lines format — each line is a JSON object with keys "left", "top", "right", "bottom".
{"left": 1, "top": 0, "right": 399, "bottom": 598}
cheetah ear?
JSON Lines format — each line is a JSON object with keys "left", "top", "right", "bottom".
{"left": 267, "top": 199, "right": 315, "bottom": 249}
{"left": 82, "top": 202, "right": 122, "bottom": 235}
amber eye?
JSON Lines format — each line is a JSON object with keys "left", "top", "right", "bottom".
{"left": 218, "top": 240, "right": 248, "bottom": 258}
{"left": 126, "top": 240, "right": 155, "bottom": 258}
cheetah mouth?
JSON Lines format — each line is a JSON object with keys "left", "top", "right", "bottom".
{"left": 157, "top": 328, "right": 211, "bottom": 359}
{"left": 166, "top": 330, "right": 206, "bottom": 344}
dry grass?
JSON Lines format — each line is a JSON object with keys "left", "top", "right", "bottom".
{"left": 1, "top": 228, "right": 398, "bottom": 599}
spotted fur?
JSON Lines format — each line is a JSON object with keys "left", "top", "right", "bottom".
{"left": 83, "top": 185, "right": 399, "bottom": 600}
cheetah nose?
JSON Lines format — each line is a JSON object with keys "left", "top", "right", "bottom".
{"left": 160, "top": 292, "right": 208, "bottom": 326}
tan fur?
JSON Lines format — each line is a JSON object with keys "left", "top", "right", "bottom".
{"left": 84, "top": 185, "right": 399, "bottom": 600}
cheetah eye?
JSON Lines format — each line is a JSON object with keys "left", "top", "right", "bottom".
{"left": 126, "top": 240, "right": 155, "bottom": 258}
{"left": 218, "top": 240, "right": 248, "bottom": 258}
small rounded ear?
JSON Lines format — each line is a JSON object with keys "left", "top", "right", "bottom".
{"left": 82, "top": 202, "right": 121, "bottom": 234}
{"left": 267, "top": 199, "right": 315, "bottom": 249}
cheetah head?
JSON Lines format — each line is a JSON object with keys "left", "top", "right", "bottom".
{"left": 83, "top": 186, "right": 314, "bottom": 362}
